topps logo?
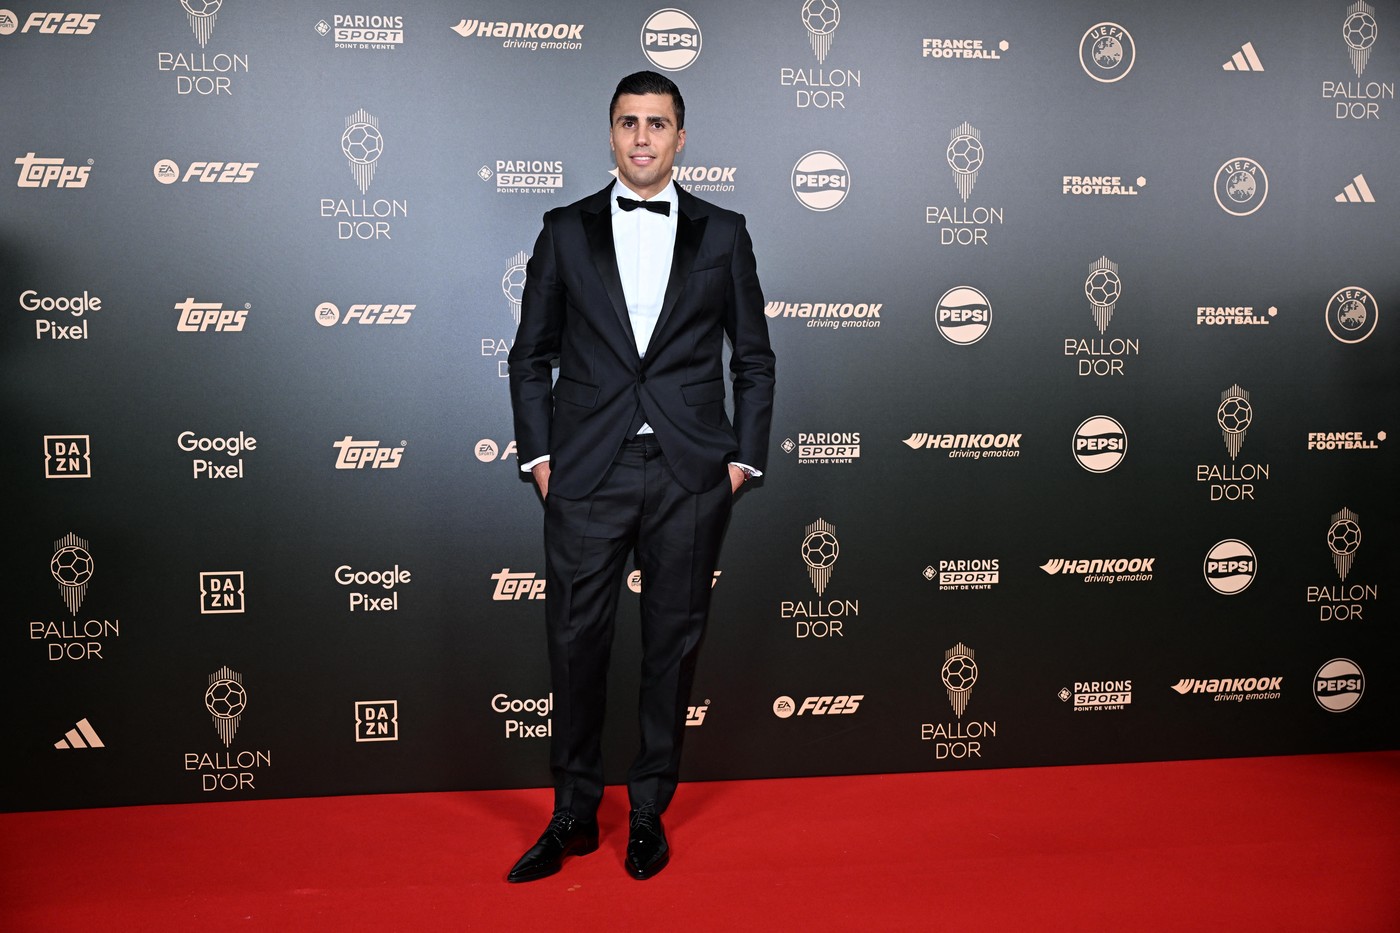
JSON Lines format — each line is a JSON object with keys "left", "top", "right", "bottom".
{"left": 15, "top": 153, "right": 90, "bottom": 188}
{"left": 175, "top": 298, "right": 247, "bottom": 332}
{"left": 491, "top": 569, "right": 546, "bottom": 601}
{"left": 333, "top": 436, "right": 404, "bottom": 469}
{"left": 12, "top": 12, "right": 100, "bottom": 34}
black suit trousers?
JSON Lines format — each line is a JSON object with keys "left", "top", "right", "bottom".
{"left": 543, "top": 436, "right": 731, "bottom": 817}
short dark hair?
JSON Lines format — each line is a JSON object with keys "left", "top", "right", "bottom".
{"left": 609, "top": 71, "right": 685, "bottom": 130}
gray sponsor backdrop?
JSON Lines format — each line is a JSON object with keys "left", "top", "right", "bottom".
{"left": 2, "top": 0, "right": 1396, "bottom": 811}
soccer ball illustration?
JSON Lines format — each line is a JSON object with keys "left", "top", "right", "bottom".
{"left": 947, "top": 134, "right": 983, "bottom": 175}
{"left": 1344, "top": 11, "right": 1378, "bottom": 51}
{"left": 1226, "top": 171, "right": 1256, "bottom": 202}
{"left": 1328, "top": 519, "right": 1361, "bottom": 556}
{"left": 205, "top": 679, "right": 247, "bottom": 719}
{"left": 801, "top": 530, "right": 839, "bottom": 570}
{"left": 1217, "top": 396, "right": 1253, "bottom": 435}
{"left": 941, "top": 654, "right": 978, "bottom": 693}
{"left": 501, "top": 262, "right": 528, "bottom": 304}
{"left": 341, "top": 122, "right": 383, "bottom": 165}
{"left": 1084, "top": 268, "right": 1122, "bottom": 308}
{"left": 51, "top": 545, "right": 94, "bottom": 587}
{"left": 1092, "top": 36, "right": 1124, "bottom": 69}
{"left": 801, "top": 0, "right": 840, "bottom": 36}
{"left": 181, "top": 0, "right": 222, "bottom": 17}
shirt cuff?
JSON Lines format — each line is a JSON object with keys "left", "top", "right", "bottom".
{"left": 729, "top": 462, "right": 761, "bottom": 478}
{"left": 521, "top": 454, "right": 550, "bottom": 473}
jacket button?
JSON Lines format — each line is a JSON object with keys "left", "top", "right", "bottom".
{"left": 638, "top": 374, "right": 647, "bottom": 384}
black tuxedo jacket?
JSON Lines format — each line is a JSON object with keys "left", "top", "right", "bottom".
{"left": 509, "top": 184, "right": 775, "bottom": 499}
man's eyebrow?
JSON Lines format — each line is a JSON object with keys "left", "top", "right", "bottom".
{"left": 615, "top": 113, "right": 673, "bottom": 126}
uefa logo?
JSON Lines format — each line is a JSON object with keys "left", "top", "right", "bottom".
{"left": 1325, "top": 287, "right": 1378, "bottom": 343}
{"left": 641, "top": 8, "right": 700, "bottom": 71}
{"left": 1203, "top": 539, "right": 1256, "bottom": 595}
{"left": 1072, "top": 415, "right": 1126, "bottom": 473}
{"left": 1080, "top": 22, "right": 1135, "bottom": 83}
{"left": 1214, "top": 158, "right": 1268, "bottom": 216}
{"left": 935, "top": 286, "right": 991, "bottom": 345}
{"left": 791, "top": 150, "right": 849, "bottom": 211}
{"left": 1314, "top": 658, "right": 1364, "bottom": 712}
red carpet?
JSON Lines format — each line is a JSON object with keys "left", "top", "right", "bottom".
{"left": 4, "top": 753, "right": 1398, "bottom": 932}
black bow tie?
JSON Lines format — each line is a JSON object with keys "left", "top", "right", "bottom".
{"left": 617, "top": 196, "right": 671, "bottom": 217}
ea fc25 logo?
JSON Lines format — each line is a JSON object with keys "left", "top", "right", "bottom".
{"left": 1080, "top": 22, "right": 1135, "bottom": 82}
{"left": 641, "top": 8, "right": 700, "bottom": 71}
{"left": 1204, "top": 539, "right": 1256, "bottom": 595}
{"left": 44, "top": 434, "right": 90, "bottom": 478}
{"left": 314, "top": 302, "right": 413, "bottom": 327}
{"left": 791, "top": 150, "right": 849, "bottom": 211}
{"left": 1073, "top": 416, "right": 1125, "bottom": 473}
{"left": 1325, "top": 287, "right": 1378, "bottom": 343}
{"left": 153, "top": 160, "right": 256, "bottom": 185}
{"left": 1214, "top": 158, "right": 1268, "bottom": 216}
{"left": 936, "top": 286, "right": 991, "bottom": 345}
{"left": 52, "top": 532, "right": 93, "bottom": 614}
{"left": 0, "top": 12, "right": 100, "bottom": 35}
{"left": 1314, "top": 658, "right": 1364, "bottom": 712}
{"left": 772, "top": 695, "right": 861, "bottom": 718}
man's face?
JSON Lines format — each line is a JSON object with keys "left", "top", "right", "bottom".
{"left": 609, "top": 92, "right": 685, "bottom": 200}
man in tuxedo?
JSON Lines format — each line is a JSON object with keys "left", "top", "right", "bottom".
{"left": 506, "top": 71, "right": 774, "bottom": 882}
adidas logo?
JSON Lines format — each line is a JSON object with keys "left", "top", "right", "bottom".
{"left": 54, "top": 717, "right": 104, "bottom": 749}
{"left": 1334, "top": 174, "right": 1375, "bottom": 203}
{"left": 1221, "top": 42, "right": 1264, "bottom": 72}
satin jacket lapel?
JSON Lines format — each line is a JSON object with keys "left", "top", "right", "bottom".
{"left": 581, "top": 195, "right": 637, "bottom": 352}
{"left": 653, "top": 199, "right": 706, "bottom": 343}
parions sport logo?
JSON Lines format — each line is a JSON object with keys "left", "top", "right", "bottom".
{"left": 1325, "top": 287, "right": 1378, "bottom": 343}
{"left": 480, "top": 159, "right": 564, "bottom": 194}
{"left": 935, "top": 286, "right": 990, "bottom": 345}
{"left": 1058, "top": 681, "right": 1132, "bottom": 712}
{"left": 1080, "top": 22, "right": 1135, "bottom": 83}
{"left": 1203, "top": 539, "right": 1256, "bottom": 595}
{"left": 1072, "top": 416, "right": 1125, "bottom": 472}
{"left": 1214, "top": 158, "right": 1268, "bottom": 216}
{"left": 314, "top": 14, "right": 405, "bottom": 50}
{"left": 780, "top": 432, "right": 860, "bottom": 465}
{"left": 924, "top": 559, "right": 999, "bottom": 591}
{"left": 791, "top": 150, "right": 849, "bottom": 211}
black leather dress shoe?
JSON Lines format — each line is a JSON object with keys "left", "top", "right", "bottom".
{"left": 506, "top": 810, "right": 599, "bottom": 883}
{"left": 624, "top": 801, "right": 669, "bottom": 880}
